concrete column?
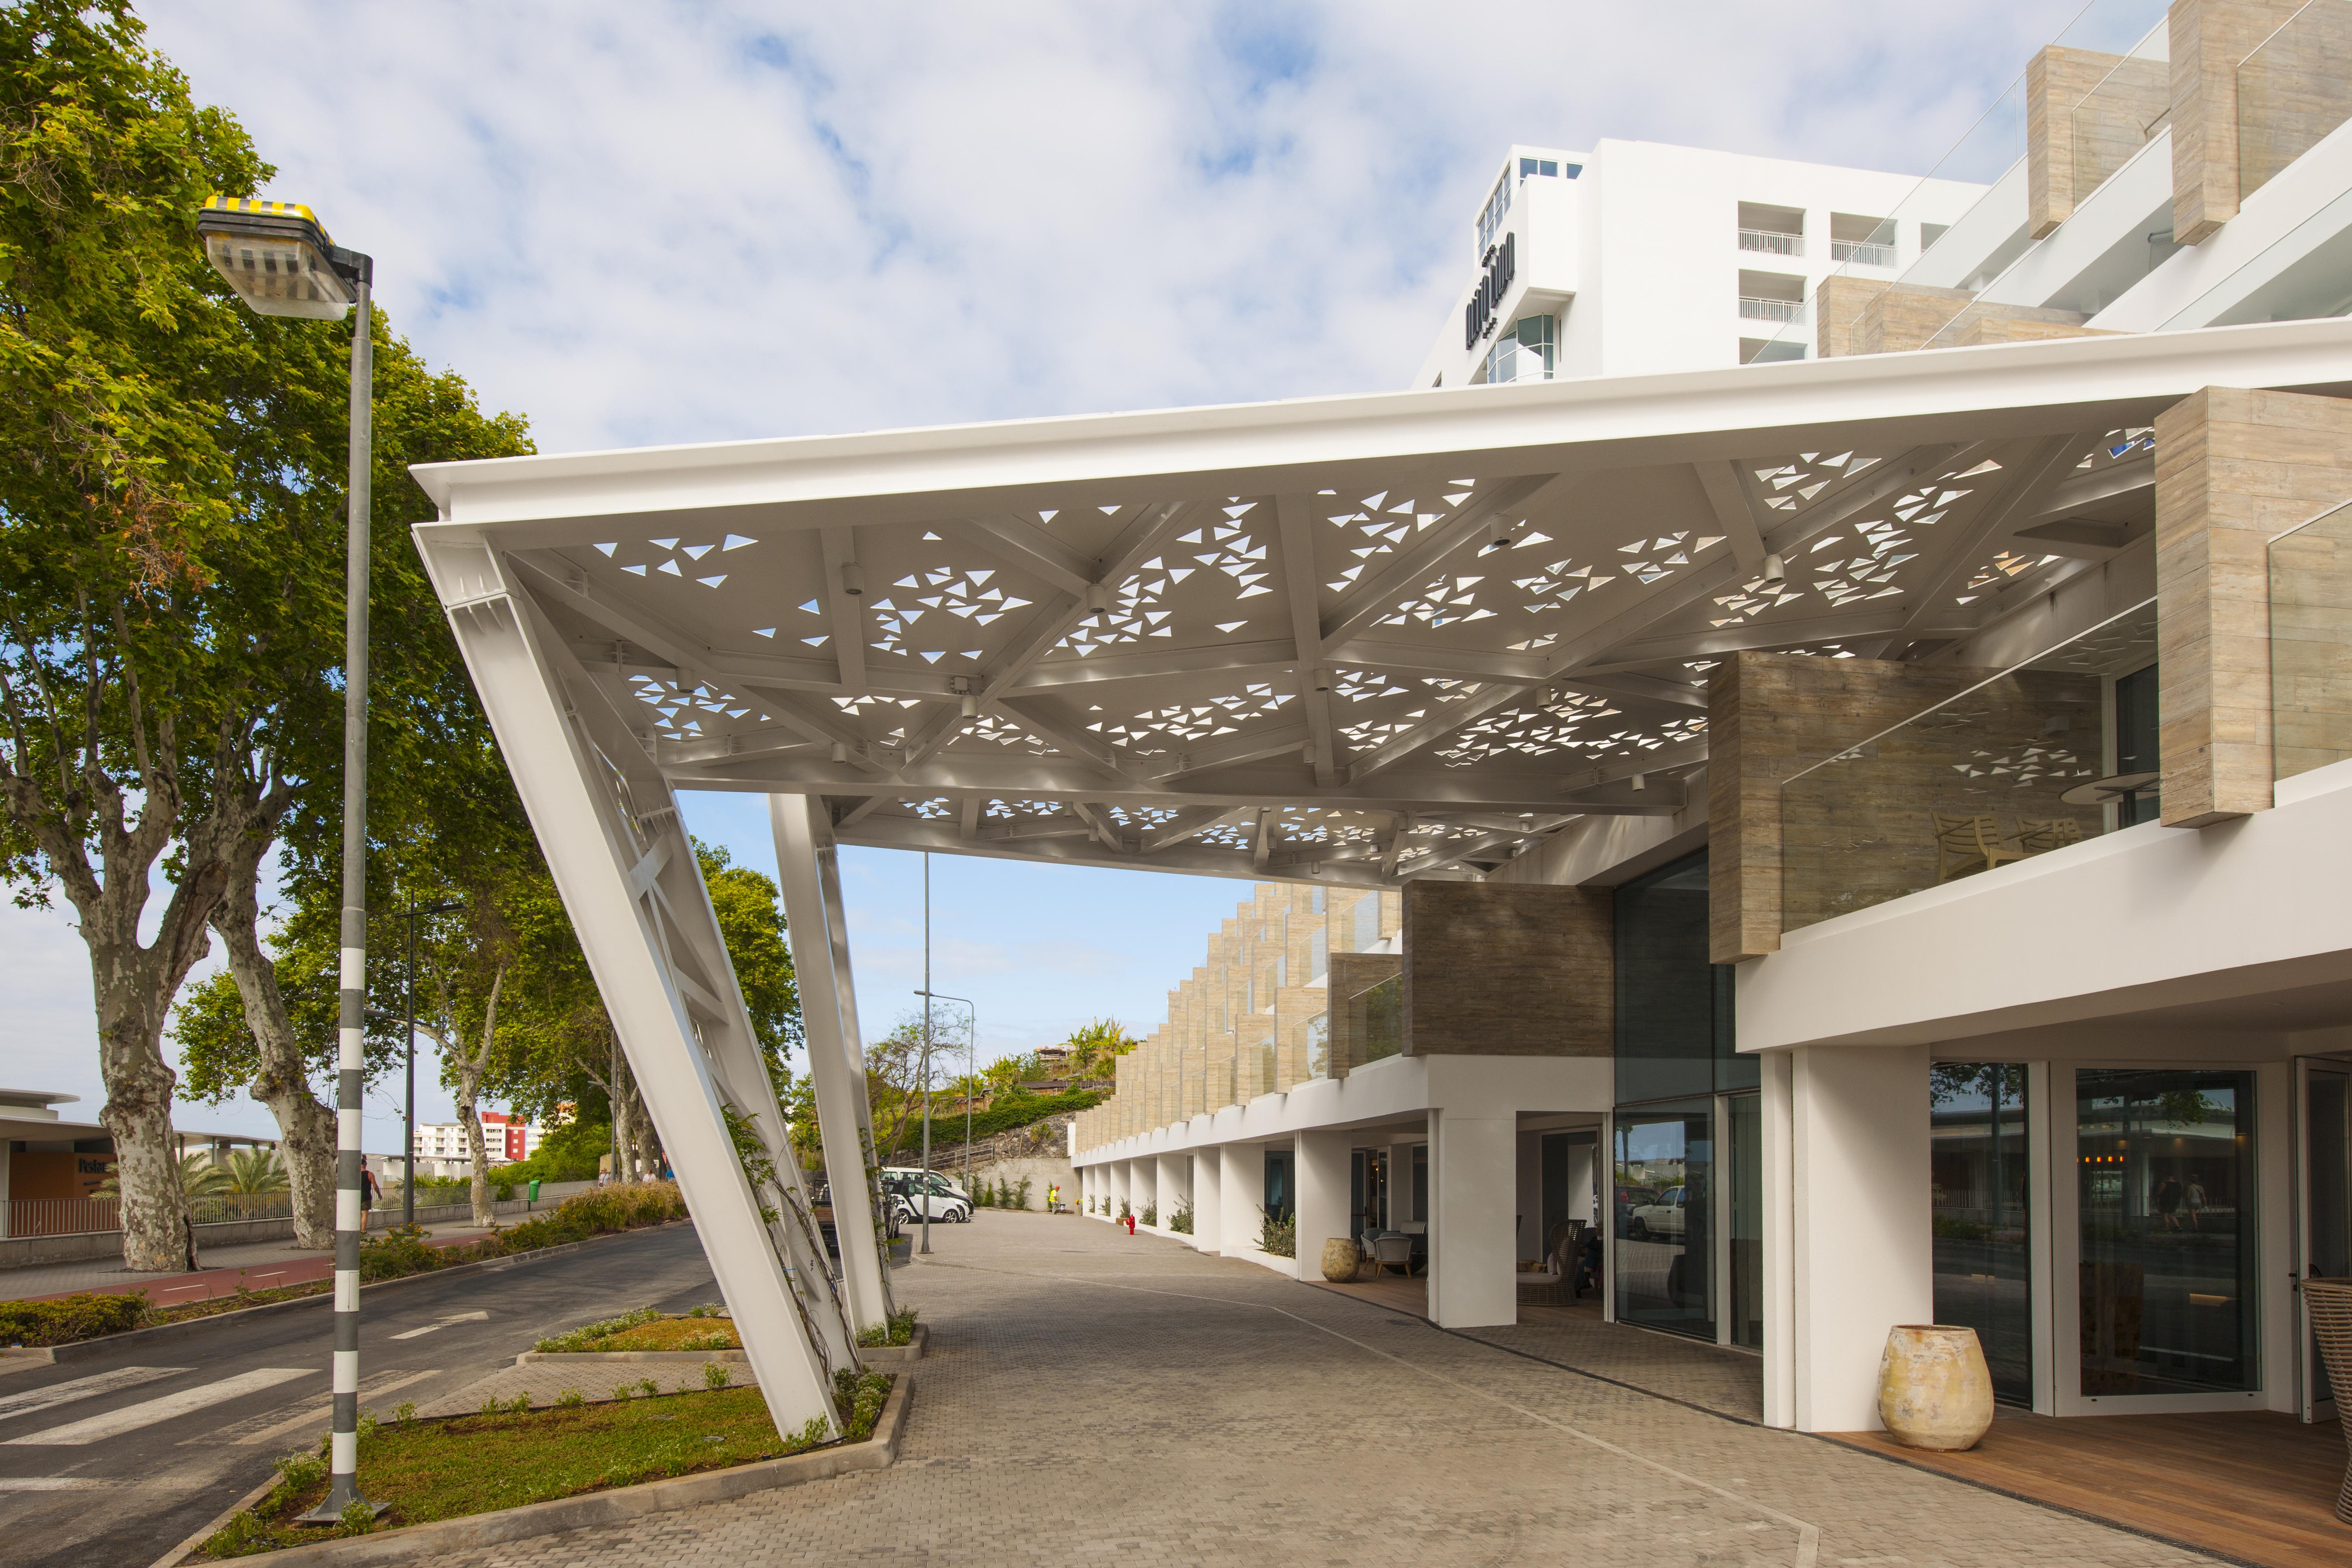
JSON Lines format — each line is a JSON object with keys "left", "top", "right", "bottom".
{"left": 1295, "top": 1130, "right": 1352, "bottom": 1281}
{"left": 1155, "top": 1152, "right": 1188, "bottom": 1230}
{"left": 1427, "top": 1108, "right": 1518, "bottom": 1328}
{"left": 1787, "top": 1044, "right": 1932, "bottom": 1433}
{"left": 1218, "top": 1142, "right": 1265, "bottom": 1259}
{"left": 1761, "top": 1051, "right": 1797, "bottom": 1428}
{"left": 1194, "top": 1146, "right": 1224, "bottom": 1252}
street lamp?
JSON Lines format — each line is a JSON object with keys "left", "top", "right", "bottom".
{"left": 398, "top": 900, "right": 464, "bottom": 1225}
{"left": 914, "top": 991, "right": 975, "bottom": 1194}
{"left": 197, "top": 194, "right": 375, "bottom": 1525}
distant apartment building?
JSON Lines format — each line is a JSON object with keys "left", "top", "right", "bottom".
{"left": 1414, "top": 142, "right": 1984, "bottom": 388}
{"left": 412, "top": 1111, "right": 541, "bottom": 1166}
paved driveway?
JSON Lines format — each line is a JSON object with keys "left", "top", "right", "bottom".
{"left": 443, "top": 1212, "right": 2208, "bottom": 1567}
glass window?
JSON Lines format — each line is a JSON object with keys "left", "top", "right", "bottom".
{"left": 1309, "top": 926, "right": 1328, "bottom": 982}
{"left": 1614, "top": 850, "right": 1747, "bottom": 1103}
{"left": 2077, "top": 1069, "right": 2258, "bottom": 1396}
{"left": 1932, "top": 1064, "right": 2032, "bottom": 1404}
{"left": 1614, "top": 1107, "right": 1715, "bottom": 1339}
{"left": 1539, "top": 159, "right": 1559, "bottom": 177}
{"left": 1519, "top": 156, "right": 1538, "bottom": 177}
{"left": 1353, "top": 891, "right": 1379, "bottom": 950}
{"left": 1263, "top": 1147, "right": 1292, "bottom": 1222}
{"left": 1729, "top": 1094, "right": 1762, "bottom": 1349}
{"left": 2114, "top": 662, "right": 2160, "bottom": 826}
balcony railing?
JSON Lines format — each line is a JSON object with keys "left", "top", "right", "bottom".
{"left": 2269, "top": 495, "right": 2352, "bottom": 784}
{"left": 2240, "top": 0, "right": 2352, "bottom": 202}
{"left": 1829, "top": 238, "right": 1896, "bottom": 268}
{"left": 1779, "top": 598, "right": 2158, "bottom": 934}
{"left": 1738, "top": 296, "right": 1805, "bottom": 324}
{"left": 1738, "top": 228, "right": 1802, "bottom": 256}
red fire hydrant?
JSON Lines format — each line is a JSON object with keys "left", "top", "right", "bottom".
{"left": 1125, "top": 1213, "right": 1136, "bottom": 1236}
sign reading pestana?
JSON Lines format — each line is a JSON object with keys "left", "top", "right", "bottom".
{"left": 1463, "top": 231, "right": 1517, "bottom": 351}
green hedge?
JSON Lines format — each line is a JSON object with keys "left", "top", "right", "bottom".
{"left": 0, "top": 1290, "right": 146, "bottom": 1348}
{"left": 926, "top": 1088, "right": 1104, "bottom": 1148}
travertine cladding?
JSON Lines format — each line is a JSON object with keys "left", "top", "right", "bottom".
{"left": 2029, "top": 46, "right": 2139, "bottom": 237}
{"left": 1707, "top": 653, "right": 2100, "bottom": 962}
{"left": 1077, "top": 882, "right": 1400, "bottom": 1152}
{"left": 2270, "top": 504, "right": 2352, "bottom": 783}
{"left": 1401, "top": 881, "right": 1611, "bottom": 1057}
{"left": 2236, "top": 0, "right": 2352, "bottom": 195}
{"left": 2154, "top": 386, "right": 2352, "bottom": 824}
{"left": 1811, "top": 280, "right": 2097, "bottom": 357}
{"left": 2172, "top": 0, "right": 2308, "bottom": 243}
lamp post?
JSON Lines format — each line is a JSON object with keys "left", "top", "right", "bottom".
{"left": 398, "top": 900, "right": 464, "bottom": 1225}
{"left": 914, "top": 992, "right": 975, "bottom": 1195}
{"left": 196, "top": 196, "right": 374, "bottom": 1524}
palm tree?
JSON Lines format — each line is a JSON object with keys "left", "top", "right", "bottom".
{"left": 93, "top": 1150, "right": 235, "bottom": 1199}
{"left": 223, "top": 1146, "right": 290, "bottom": 1194}
{"left": 1062, "top": 1018, "right": 1138, "bottom": 1084}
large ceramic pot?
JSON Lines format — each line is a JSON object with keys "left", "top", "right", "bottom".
{"left": 1320, "top": 1237, "right": 1361, "bottom": 1282}
{"left": 1877, "top": 1325, "right": 1994, "bottom": 1451}
{"left": 2303, "top": 1278, "right": 2352, "bottom": 1522}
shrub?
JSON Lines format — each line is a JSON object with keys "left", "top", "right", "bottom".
{"left": 0, "top": 1291, "right": 147, "bottom": 1347}
{"left": 1168, "top": 1202, "right": 1194, "bottom": 1235}
{"left": 702, "top": 1362, "right": 731, "bottom": 1390}
{"left": 534, "top": 1306, "right": 662, "bottom": 1354}
{"left": 831, "top": 1368, "right": 893, "bottom": 1440}
{"left": 1013, "top": 1177, "right": 1033, "bottom": 1210}
{"left": 856, "top": 1305, "right": 920, "bottom": 1348}
{"left": 1117, "top": 1200, "right": 1131, "bottom": 1222}
{"left": 1258, "top": 1208, "right": 1295, "bottom": 1258}
{"left": 1139, "top": 1203, "right": 1157, "bottom": 1227}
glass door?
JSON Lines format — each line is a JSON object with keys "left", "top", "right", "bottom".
{"left": 2301, "top": 1061, "right": 2352, "bottom": 1422}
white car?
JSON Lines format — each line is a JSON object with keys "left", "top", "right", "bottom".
{"left": 1626, "top": 1185, "right": 1689, "bottom": 1241}
{"left": 882, "top": 1167, "right": 971, "bottom": 1223}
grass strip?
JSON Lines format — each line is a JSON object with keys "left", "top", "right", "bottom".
{"left": 196, "top": 1372, "right": 893, "bottom": 1560}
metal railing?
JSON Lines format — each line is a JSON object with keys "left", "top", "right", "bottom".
{"left": 1738, "top": 228, "right": 1802, "bottom": 256}
{"left": 1830, "top": 238, "right": 1897, "bottom": 268}
{"left": 1738, "top": 296, "right": 1805, "bottom": 324}
{"left": 5, "top": 1193, "right": 296, "bottom": 1238}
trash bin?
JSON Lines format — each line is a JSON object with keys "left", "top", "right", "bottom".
{"left": 527, "top": 1179, "right": 541, "bottom": 1204}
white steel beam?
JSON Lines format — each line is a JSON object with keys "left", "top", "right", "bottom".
{"left": 770, "top": 793, "right": 896, "bottom": 1334}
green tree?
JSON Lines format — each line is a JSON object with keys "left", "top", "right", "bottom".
{"left": 1061, "top": 1018, "right": 1139, "bottom": 1083}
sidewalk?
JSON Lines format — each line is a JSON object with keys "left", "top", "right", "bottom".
{"left": 2, "top": 1222, "right": 502, "bottom": 1306}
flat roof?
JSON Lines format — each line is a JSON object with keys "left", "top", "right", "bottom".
{"left": 412, "top": 317, "right": 2352, "bottom": 883}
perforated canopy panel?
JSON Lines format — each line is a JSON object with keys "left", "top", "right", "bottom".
{"left": 411, "top": 318, "right": 2352, "bottom": 883}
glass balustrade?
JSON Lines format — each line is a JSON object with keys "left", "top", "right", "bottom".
{"left": 2270, "top": 495, "right": 2352, "bottom": 784}
{"left": 2068, "top": 44, "right": 2171, "bottom": 205}
{"left": 1780, "top": 598, "right": 2158, "bottom": 934}
{"left": 2239, "top": 0, "right": 2352, "bottom": 202}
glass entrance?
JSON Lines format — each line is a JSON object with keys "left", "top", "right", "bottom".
{"left": 1932, "top": 1064, "right": 2032, "bottom": 1405}
{"left": 2303, "top": 1062, "right": 2351, "bottom": 1421}
{"left": 1614, "top": 1106, "right": 1715, "bottom": 1339}
{"left": 2077, "top": 1069, "right": 2258, "bottom": 1397}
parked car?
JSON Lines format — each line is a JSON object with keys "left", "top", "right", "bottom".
{"left": 1626, "top": 1185, "right": 1688, "bottom": 1241}
{"left": 880, "top": 1167, "right": 970, "bottom": 1223}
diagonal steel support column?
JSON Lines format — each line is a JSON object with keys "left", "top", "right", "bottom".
{"left": 418, "top": 546, "right": 842, "bottom": 1437}
{"left": 770, "top": 793, "right": 895, "bottom": 1333}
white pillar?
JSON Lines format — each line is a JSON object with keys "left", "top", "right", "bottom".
{"left": 1762, "top": 1050, "right": 1797, "bottom": 1428}
{"left": 770, "top": 795, "right": 892, "bottom": 1334}
{"left": 1296, "top": 1130, "right": 1351, "bottom": 1281}
{"left": 1427, "top": 1108, "right": 1517, "bottom": 1328}
{"left": 1133, "top": 1155, "right": 1159, "bottom": 1223}
{"left": 1219, "top": 1142, "right": 1265, "bottom": 1259}
{"left": 1785, "top": 1044, "right": 1932, "bottom": 1433}
{"left": 1155, "top": 1152, "right": 1188, "bottom": 1230}
{"left": 1193, "top": 1147, "right": 1224, "bottom": 1252}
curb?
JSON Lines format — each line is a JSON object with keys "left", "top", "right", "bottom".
{"left": 148, "top": 1372, "right": 912, "bottom": 1568}
{"left": 514, "top": 1348, "right": 748, "bottom": 1365}
{"left": 855, "top": 1320, "right": 928, "bottom": 1367}
{"left": 21, "top": 1223, "right": 693, "bottom": 1365}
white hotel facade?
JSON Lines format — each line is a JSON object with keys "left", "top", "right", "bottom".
{"left": 412, "top": 0, "right": 2352, "bottom": 1448}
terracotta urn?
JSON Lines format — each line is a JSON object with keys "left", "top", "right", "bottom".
{"left": 1877, "top": 1325, "right": 1994, "bottom": 1451}
{"left": 1320, "top": 1237, "right": 1362, "bottom": 1282}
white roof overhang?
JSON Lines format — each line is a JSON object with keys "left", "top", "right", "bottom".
{"left": 411, "top": 317, "right": 2352, "bottom": 884}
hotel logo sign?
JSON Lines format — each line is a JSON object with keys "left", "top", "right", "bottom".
{"left": 1463, "top": 231, "right": 1516, "bottom": 350}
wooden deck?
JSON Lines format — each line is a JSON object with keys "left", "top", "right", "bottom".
{"left": 1831, "top": 1409, "right": 2351, "bottom": 1568}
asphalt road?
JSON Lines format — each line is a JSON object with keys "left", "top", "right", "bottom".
{"left": 0, "top": 1223, "right": 720, "bottom": 1568}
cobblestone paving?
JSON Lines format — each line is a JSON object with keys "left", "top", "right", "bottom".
{"left": 437, "top": 1213, "right": 2214, "bottom": 1567}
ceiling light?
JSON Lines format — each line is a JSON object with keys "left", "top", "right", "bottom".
{"left": 1756, "top": 553, "right": 1787, "bottom": 593}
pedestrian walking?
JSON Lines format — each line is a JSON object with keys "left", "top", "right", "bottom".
{"left": 360, "top": 1164, "right": 381, "bottom": 1234}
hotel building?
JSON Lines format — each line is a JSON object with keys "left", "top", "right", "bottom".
{"left": 411, "top": 0, "right": 2352, "bottom": 1449}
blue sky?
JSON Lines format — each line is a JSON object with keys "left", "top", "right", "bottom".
{"left": 2, "top": 0, "right": 2124, "bottom": 1150}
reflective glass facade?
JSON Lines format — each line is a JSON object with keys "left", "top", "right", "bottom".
{"left": 1614, "top": 1108, "right": 1714, "bottom": 1338}
{"left": 1932, "top": 1064, "right": 2033, "bottom": 1404}
{"left": 1614, "top": 853, "right": 1749, "bottom": 1103}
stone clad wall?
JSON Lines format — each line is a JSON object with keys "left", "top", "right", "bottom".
{"left": 1401, "top": 882, "right": 1612, "bottom": 1057}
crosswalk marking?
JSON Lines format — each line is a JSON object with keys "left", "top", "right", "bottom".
{"left": 0, "top": 1367, "right": 189, "bottom": 1423}
{"left": 4, "top": 1368, "right": 313, "bottom": 1446}
{"left": 388, "top": 1310, "right": 488, "bottom": 1341}
{"left": 197, "top": 1369, "right": 441, "bottom": 1447}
